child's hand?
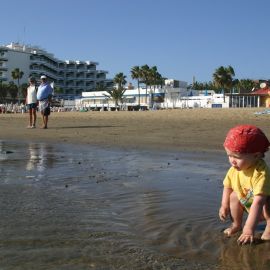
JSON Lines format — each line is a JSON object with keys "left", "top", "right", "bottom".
{"left": 237, "top": 225, "right": 255, "bottom": 245}
{"left": 237, "top": 232, "right": 254, "bottom": 245}
{"left": 219, "top": 206, "right": 229, "bottom": 221}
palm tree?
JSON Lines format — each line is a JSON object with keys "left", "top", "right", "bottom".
{"left": 140, "top": 65, "right": 150, "bottom": 105}
{"left": 8, "top": 82, "right": 18, "bottom": 102}
{"left": 104, "top": 87, "right": 126, "bottom": 109}
{"left": 148, "top": 66, "right": 158, "bottom": 108}
{"left": 11, "top": 68, "right": 24, "bottom": 103}
{"left": 0, "top": 82, "right": 8, "bottom": 103}
{"left": 131, "top": 66, "right": 141, "bottom": 107}
{"left": 205, "top": 81, "right": 218, "bottom": 92}
{"left": 21, "top": 83, "right": 28, "bottom": 99}
{"left": 114, "top": 72, "right": 127, "bottom": 89}
{"left": 192, "top": 81, "right": 204, "bottom": 90}
{"left": 103, "top": 73, "right": 127, "bottom": 110}
{"left": 147, "top": 66, "right": 165, "bottom": 108}
{"left": 95, "top": 82, "right": 111, "bottom": 92}
{"left": 234, "top": 79, "right": 257, "bottom": 93}
{"left": 54, "top": 86, "right": 65, "bottom": 95}
{"left": 157, "top": 75, "right": 166, "bottom": 89}
{"left": 213, "top": 65, "right": 235, "bottom": 102}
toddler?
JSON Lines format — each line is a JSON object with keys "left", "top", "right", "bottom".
{"left": 219, "top": 124, "right": 270, "bottom": 245}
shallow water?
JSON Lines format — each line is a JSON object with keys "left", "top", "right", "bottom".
{"left": 1, "top": 141, "right": 270, "bottom": 270}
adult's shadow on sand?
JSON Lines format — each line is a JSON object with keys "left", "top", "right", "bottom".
{"left": 53, "top": 125, "right": 124, "bottom": 129}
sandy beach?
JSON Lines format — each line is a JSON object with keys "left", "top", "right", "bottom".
{"left": 1, "top": 108, "right": 269, "bottom": 152}
{"left": 2, "top": 108, "right": 270, "bottom": 270}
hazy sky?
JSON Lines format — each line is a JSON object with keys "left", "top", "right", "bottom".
{"left": 1, "top": 0, "right": 269, "bottom": 84}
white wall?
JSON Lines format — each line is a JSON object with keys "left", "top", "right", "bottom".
{"left": 162, "top": 94, "right": 229, "bottom": 109}
{"left": 6, "top": 50, "right": 30, "bottom": 84}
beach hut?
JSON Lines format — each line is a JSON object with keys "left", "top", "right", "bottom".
{"left": 251, "top": 87, "right": 270, "bottom": 107}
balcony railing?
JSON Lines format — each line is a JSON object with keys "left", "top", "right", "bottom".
{"left": 0, "top": 56, "right": 8, "bottom": 61}
{"left": 0, "top": 75, "right": 8, "bottom": 81}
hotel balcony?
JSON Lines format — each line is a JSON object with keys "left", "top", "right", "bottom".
{"left": 97, "top": 70, "right": 108, "bottom": 74}
{"left": 66, "top": 79, "right": 75, "bottom": 86}
{"left": 65, "top": 88, "right": 76, "bottom": 95}
{"left": 57, "top": 79, "right": 65, "bottom": 85}
{"left": 0, "top": 49, "right": 8, "bottom": 61}
{"left": 65, "top": 60, "right": 76, "bottom": 70}
{"left": 76, "top": 81, "right": 85, "bottom": 87}
{"left": 104, "top": 80, "right": 114, "bottom": 88}
{"left": 30, "top": 65, "right": 41, "bottom": 71}
{"left": 30, "top": 54, "right": 58, "bottom": 66}
{"left": 97, "top": 74, "right": 106, "bottom": 80}
{"left": 66, "top": 66, "right": 76, "bottom": 70}
{"left": 0, "top": 56, "right": 8, "bottom": 61}
{"left": 86, "top": 80, "right": 95, "bottom": 85}
{"left": 0, "top": 74, "right": 8, "bottom": 81}
{"left": 32, "top": 59, "right": 57, "bottom": 69}
{"left": 65, "top": 71, "right": 75, "bottom": 78}
{"left": 76, "top": 64, "right": 87, "bottom": 70}
{"left": 0, "top": 64, "right": 8, "bottom": 71}
{"left": 86, "top": 64, "right": 97, "bottom": 71}
{"left": 76, "top": 72, "right": 85, "bottom": 79}
{"left": 75, "top": 89, "right": 84, "bottom": 95}
{"left": 86, "top": 73, "right": 96, "bottom": 80}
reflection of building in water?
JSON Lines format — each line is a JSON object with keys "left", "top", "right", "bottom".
{"left": 26, "top": 143, "right": 54, "bottom": 171}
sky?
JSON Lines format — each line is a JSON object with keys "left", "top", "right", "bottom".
{"left": 1, "top": 0, "right": 270, "bottom": 85}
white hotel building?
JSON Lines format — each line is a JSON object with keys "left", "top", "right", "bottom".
{"left": 0, "top": 42, "right": 113, "bottom": 96}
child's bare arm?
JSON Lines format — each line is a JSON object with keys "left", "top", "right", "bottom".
{"left": 237, "top": 194, "right": 266, "bottom": 244}
{"left": 219, "top": 187, "right": 233, "bottom": 221}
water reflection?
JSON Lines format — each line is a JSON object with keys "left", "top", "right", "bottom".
{"left": 0, "top": 141, "right": 56, "bottom": 172}
{"left": 26, "top": 143, "right": 55, "bottom": 172}
{"left": 219, "top": 238, "right": 270, "bottom": 270}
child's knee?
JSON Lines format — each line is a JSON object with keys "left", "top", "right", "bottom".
{"left": 230, "top": 191, "right": 238, "bottom": 201}
{"left": 230, "top": 191, "right": 244, "bottom": 211}
{"left": 263, "top": 197, "right": 270, "bottom": 219}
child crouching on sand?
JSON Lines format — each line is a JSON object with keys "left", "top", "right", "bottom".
{"left": 219, "top": 125, "right": 270, "bottom": 245}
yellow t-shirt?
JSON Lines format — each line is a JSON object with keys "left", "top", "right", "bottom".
{"left": 223, "top": 159, "right": 270, "bottom": 211}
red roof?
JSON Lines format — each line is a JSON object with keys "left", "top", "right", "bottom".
{"left": 251, "top": 88, "right": 270, "bottom": 95}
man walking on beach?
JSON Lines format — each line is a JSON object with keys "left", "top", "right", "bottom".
{"left": 37, "top": 75, "right": 53, "bottom": 129}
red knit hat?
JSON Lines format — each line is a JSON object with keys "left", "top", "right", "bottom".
{"left": 224, "top": 125, "right": 270, "bottom": 153}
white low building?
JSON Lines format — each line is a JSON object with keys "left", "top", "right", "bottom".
{"left": 75, "top": 78, "right": 229, "bottom": 110}
{"left": 161, "top": 80, "right": 229, "bottom": 108}
{"left": 162, "top": 90, "right": 229, "bottom": 109}
{"left": 78, "top": 88, "right": 155, "bottom": 110}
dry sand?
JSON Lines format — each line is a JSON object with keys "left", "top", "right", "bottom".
{"left": 1, "top": 108, "right": 269, "bottom": 151}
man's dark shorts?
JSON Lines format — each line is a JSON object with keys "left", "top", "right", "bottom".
{"left": 27, "top": 103, "right": 37, "bottom": 110}
{"left": 44, "top": 106, "right": 50, "bottom": 116}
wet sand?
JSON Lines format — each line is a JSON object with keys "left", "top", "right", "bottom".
{"left": 1, "top": 108, "right": 270, "bottom": 269}
{"left": 1, "top": 108, "right": 270, "bottom": 151}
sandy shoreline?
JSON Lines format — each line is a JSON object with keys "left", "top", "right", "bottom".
{"left": 2, "top": 109, "right": 270, "bottom": 270}
{"left": 1, "top": 108, "right": 269, "bottom": 152}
